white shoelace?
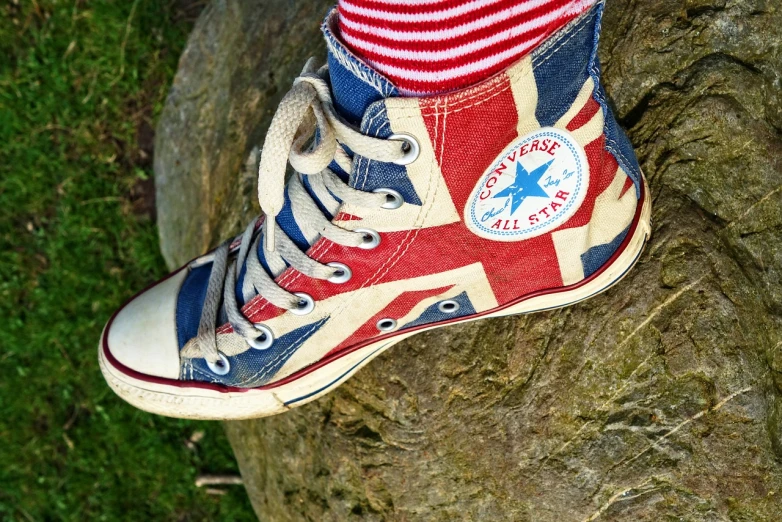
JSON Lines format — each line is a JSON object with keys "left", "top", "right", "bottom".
{"left": 194, "top": 60, "right": 407, "bottom": 366}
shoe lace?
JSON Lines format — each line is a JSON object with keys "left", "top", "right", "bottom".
{"left": 193, "top": 60, "right": 407, "bottom": 365}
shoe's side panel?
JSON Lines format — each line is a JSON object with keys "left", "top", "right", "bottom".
{"left": 531, "top": 1, "right": 643, "bottom": 286}
{"left": 158, "top": 1, "right": 646, "bottom": 392}
{"left": 190, "top": 2, "right": 645, "bottom": 389}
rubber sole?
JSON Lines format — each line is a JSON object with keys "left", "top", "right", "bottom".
{"left": 99, "top": 180, "right": 652, "bottom": 420}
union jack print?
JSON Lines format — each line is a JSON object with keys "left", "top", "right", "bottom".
{"left": 175, "top": 2, "right": 643, "bottom": 388}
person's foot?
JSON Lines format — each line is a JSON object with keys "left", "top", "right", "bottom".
{"left": 99, "top": 4, "right": 651, "bottom": 420}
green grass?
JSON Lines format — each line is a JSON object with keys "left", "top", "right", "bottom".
{"left": 0, "top": 1, "right": 256, "bottom": 520}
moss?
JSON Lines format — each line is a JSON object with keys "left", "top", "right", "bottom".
{"left": 0, "top": 1, "right": 254, "bottom": 519}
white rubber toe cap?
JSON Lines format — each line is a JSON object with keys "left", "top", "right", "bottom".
{"left": 106, "top": 269, "right": 188, "bottom": 379}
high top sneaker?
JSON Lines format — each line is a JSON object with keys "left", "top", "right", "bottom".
{"left": 99, "top": 1, "right": 651, "bottom": 420}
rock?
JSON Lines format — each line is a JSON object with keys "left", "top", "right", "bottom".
{"left": 155, "top": 0, "right": 334, "bottom": 269}
{"left": 155, "top": 0, "right": 782, "bottom": 520}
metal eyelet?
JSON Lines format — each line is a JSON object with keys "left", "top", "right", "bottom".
{"left": 373, "top": 188, "right": 404, "bottom": 210}
{"left": 206, "top": 352, "right": 231, "bottom": 376}
{"left": 376, "top": 318, "right": 397, "bottom": 332}
{"left": 389, "top": 133, "right": 420, "bottom": 165}
{"left": 327, "top": 262, "right": 352, "bottom": 284}
{"left": 290, "top": 292, "right": 315, "bottom": 315}
{"left": 355, "top": 228, "right": 381, "bottom": 250}
{"left": 249, "top": 324, "right": 274, "bottom": 350}
{"left": 438, "top": 300, "right": 461, "bottom": 314}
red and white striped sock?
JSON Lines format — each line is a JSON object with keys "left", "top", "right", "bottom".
{"left": 337, "top": 0, "right": 597, "bottom": 95}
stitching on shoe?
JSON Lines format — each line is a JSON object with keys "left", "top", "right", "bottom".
{"left": 360, "top": 99, "right": 445, "bottom": 290}
{"left": 420, "top": 85, "right": 512, "bottom": 117}
{"left": 192, "top": 365, "right": 220, "bottom": 382}
{"left": 534, "top": 9, "right": 597, "bottom": 68}
{"left": 424, "top": 75, "right": 509, "bottom": 110}
{"left": 185, "top": 7, "right": 612, "bottom": 382}
{"left": 330, "top": 104, "right": 438, "bottom": 302}
{"left": 211, "top": 7, "right": 603, "bottom": 365}
{"left": 419, "top": 81, "right": 508, "bottom": 116}
{"left": 358, "top": 106, "right": 386, "bottom": 190}
{"left": 300, "top": 99, "right": 442, "bottom": 338}
{"left": 236, "top": 318, "right": 326, "bottom": 386}
{"left": 324, "top": 34, "right": 390, "bottom": 97}
{"left": 212, "top": 140, "right": 369, "bottom": 352}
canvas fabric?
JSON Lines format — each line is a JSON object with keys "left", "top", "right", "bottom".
{"left": 176, "top": 0, "right": 642, "bottom": 387}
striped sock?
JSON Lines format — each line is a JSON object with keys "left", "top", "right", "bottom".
{"left": 336, "top": 0, "right": 597, "bottom": 95}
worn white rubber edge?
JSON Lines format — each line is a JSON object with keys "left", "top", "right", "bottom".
{"left": 99, "top": 181, "right": 652, "bottom": 420}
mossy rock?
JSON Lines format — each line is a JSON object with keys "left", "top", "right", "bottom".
{"left": 155, "top": 0, "right": 782, "bottom": 520}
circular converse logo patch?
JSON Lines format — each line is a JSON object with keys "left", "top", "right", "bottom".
{"left": 464, "top": 127, "right": 589, "bottom": 241}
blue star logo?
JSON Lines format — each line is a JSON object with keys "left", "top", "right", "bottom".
{"left": 493, "top": 159, "right": 553, "bottom": 215}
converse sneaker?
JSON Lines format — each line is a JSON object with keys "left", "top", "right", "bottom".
{"left": 99, "top": 4, "right": 651, "bottom": 420}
